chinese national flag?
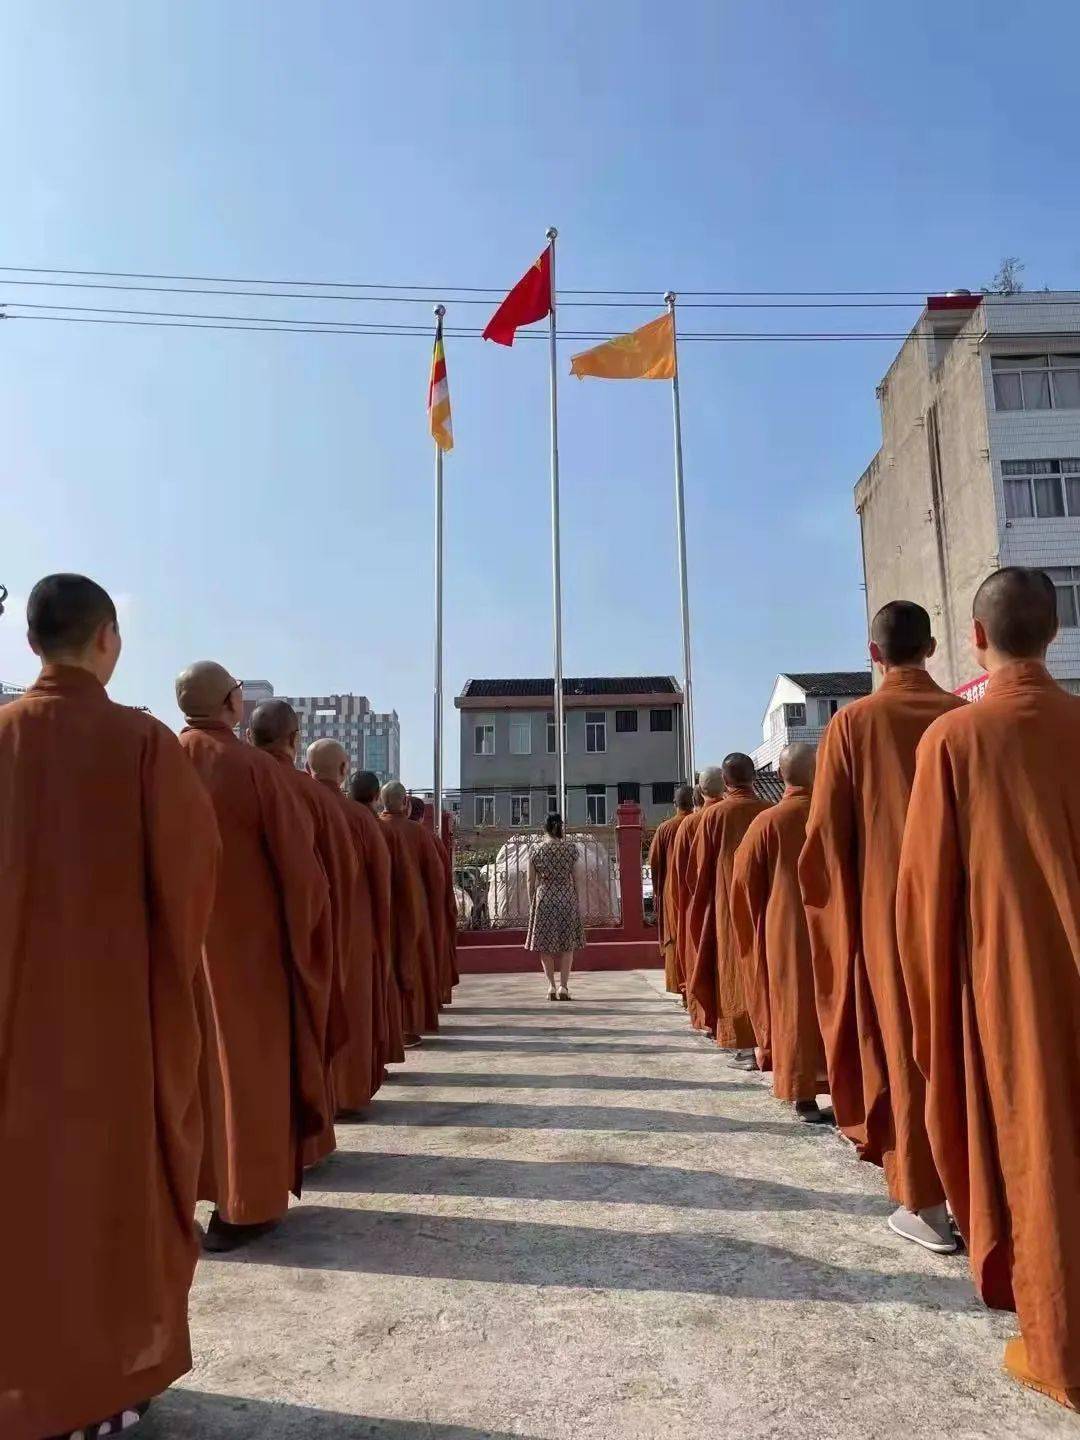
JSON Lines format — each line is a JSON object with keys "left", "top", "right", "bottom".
{"left": 482, "top": 248, "right": 552, "bottom": 346}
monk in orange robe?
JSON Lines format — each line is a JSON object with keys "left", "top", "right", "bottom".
{"left": 176, "top": 667, "right": 331, "bottom": 1251}
{"left": 648, "top": 784, "right": 695, "bottom": 995}
{"left": 306, "top": 740, "right": 389, "bottom": 1112}
{"left": 668, "top": 787, "right": 707, "bottom": 1008}
{"left": 898, "top": 568, "right": 1080, "bottom": 1409}
{"left": 799, "top": 600, "right": 962, "bottom": 1255}
{"left": 731, "top": 743, "right": 828, "bottom": 1121}
{"left": 409, "top": 795, "right": 457, "bottom": 1005}
{"left": 379, "top": 780, "right": 440, "bottom": 1040}
{"left": 687, "top": 755, "right": 769, "bottom": 1053}
{"left": 350, "top": 769, "right": 405, "bottom": 1067}
{"left": 1, "top": 576, "right": 219, "bottom": 1439}
{"left": 250, "top": 700, "right": 359, "bottom": 1167}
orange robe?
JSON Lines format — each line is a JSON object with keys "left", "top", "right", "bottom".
{"left": 413, "top": 819, "right": 456, "bottom": 1006}
{"left": 799, "top": 666, "right": 962, "bottom": 1209}
{"left": 179, "top": 723, "right": 331, "bottom": 1220}
{"left": 688, "top": 787, "right": 769, "bottom": 1045}
{"left": 731, "top": 784, "right": 825, "bottom": 1101}
{"left": 318, "top": 780, "right": 391, "bottom": 1110}
{"left": 898, "top": 662, "right": 1080, "bottom": 1394}
{"left": 380, "top": 812, "right": 441, "bottom": 1033}
{"left": 648, "top": 811, "right": 690, "bottom": 993}
{"left": 669, "top": 808, "right": 707, "bottom": 1002}
{"left": 0, "top": 666, "right": 219, "bottom": 1440}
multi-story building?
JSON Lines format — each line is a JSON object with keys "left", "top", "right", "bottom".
{"left": 456, "top": 676, "right": 685, "bottom": 830}
{"left": 855, "top": 290, "right": 1080, "bottom": 692}
{"left": 241, "top": 681, "right": 400, "bottom": 782}
{"left": 751, "top": 671, "right": 872, "bottom": 770}
{"left": 0, "top": 682, "right": 25, "bottom": 709}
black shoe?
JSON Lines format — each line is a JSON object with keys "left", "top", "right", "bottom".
{"left": 202, "top": 1211, "right": 280, "bottom": 1254}
{"left": 794, "top": 1100, "right": 835, "bottom": 1125}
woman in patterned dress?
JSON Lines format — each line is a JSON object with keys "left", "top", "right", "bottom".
{"left": 525, "top": 813, "right": 586, "bottom": 1000}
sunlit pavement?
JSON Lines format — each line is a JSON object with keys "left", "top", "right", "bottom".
{"left": 153, "top": 970, "right": 1072, "bottom": 1440}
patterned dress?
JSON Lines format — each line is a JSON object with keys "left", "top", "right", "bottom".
{"left": 525, "top": 838, "right": 587, "bottom": 954}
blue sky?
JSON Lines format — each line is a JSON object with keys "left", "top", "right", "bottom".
{"left": 3, "top": 1, "right": 1079, "bottom": 782}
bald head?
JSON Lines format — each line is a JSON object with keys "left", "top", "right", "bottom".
{"left": 698, "top": 765, "right": 725, "bottom": 799}
{"left": 674, "top": 784, "right": 694, "bottom": 813}
{"left": 973, "top": 567, "right": 1058, "bottom": 661}
{"left": 349, "top": 770, "right": 382, "bottom": 807}
{"left": 250, "top": 699, "right": 300, "bottom": 754}
{"left": 779, "top": 741, "right": 816, "bottom": 788}
{"left": 722, "top": 752, "right": 756, "bottom": 788}
{"left": 381, "top": 780, "right": 408, "bottom": 815}
{"left": 306, "top": 738, "right": 348, "bottom": 785}
{"left": 176, "top": 660, "right": 239, "bottom": 723}
{"left": 870, "top": 600, "right": 934, "bottom": 666}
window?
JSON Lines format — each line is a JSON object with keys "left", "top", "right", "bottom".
{"left": 652, "top": 782, "right": 676, "bottom": 806}
{"left": 649, "top": 708, "right": 674, "bottom": 732}
{"left": 474, "top": 719, "right": 495, "bottom": 756}
{"left": 617, "top": 781, "right": 641, "bottom": 804}
{"left": 1001, "top": 459, "right": 1080, "bottom": 520}
{"left": 818, "top": 698, "right": 839, "bottom": 723}
{"left": 474, "top": 794, "right": 495, "bottom": 827}
{"left": 784, "top": 702, "right": 806, "bottom": 725}
{"left": 547, "top": 785, "right": 558, "bottom": 816}
{"left": 1045, "top": 567, "right": 1080, "bottom": 628}
{"left": 511, "top": 792, "right": 532, "bottom": 827}
{"left": 585, "top": 711, "right": 607, "bottom": 753}
{"left": 586, "top": 785, "right": 608, "bottom": 825}
{"left": 546, "top": 712, "right": 567, "bottom": 754}
{"left": 615, "top": 709, "right": 638, "bottom": 733}
{"left": 992, "top": 355, "right": 1080, "bottom": 412}
{"left": 509, "top": 716, "right": 532, "bottom": 755}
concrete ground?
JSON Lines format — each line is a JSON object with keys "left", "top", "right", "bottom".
{"left": 152, "top": 970, "right": 1074, "bottom": 1440}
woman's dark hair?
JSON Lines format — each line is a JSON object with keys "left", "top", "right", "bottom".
{"left": 544, "top": 813, "right": 564, "bottom": 840}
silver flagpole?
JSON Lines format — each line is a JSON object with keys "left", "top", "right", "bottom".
{"left": 665, "top": 291, "right": 696, "bottom": 784}
{"left": 547, "top": 227, "right": 567, "bottom": 818}
{"left": 433, "top": 304, "right": 446, "bottom": 832}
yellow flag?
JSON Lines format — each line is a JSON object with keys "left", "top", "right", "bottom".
{"left": 569, "top": 312, "right": 675, "bottom": 381}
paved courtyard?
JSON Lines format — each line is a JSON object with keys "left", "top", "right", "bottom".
{"left": 152, "top": 970, "right": 1072, "bottom": 1439}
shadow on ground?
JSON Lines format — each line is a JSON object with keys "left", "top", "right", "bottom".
{"left": 306, "top": 1151, "right": 886, "bottom": 1215}
{"left": 207, "top": 1207, "right": 975, "bottom": 1311}
{"left": 436, "top": 1025, "right": 671, "bottom": 1040}
{"left": 361, "top": 1098, "right": 801, "bottom": 1138}
{"left": 417, "top": 1039, "right": 705, "bottom": 1057}
{"left": 384, "top": 1071, "right": 745, "bottom": 1094}
{"left": 154, "top": 1390, "right": 540, "bottom": 1439}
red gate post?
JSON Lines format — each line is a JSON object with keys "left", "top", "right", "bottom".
{"left": 615, "top": 801, "right": 648, "bottom": 941}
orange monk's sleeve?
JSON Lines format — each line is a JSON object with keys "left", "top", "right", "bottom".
{"left": 143, "top": 726, "right": 221, "bottom": 1237}
{"left": 366, "top": 824, "right": 394, "bottom": 986}
{"left": 798, "top": 716, "right": 859, "bottom": 1036}
{"left": 731, "top": 822, "right": 772, "bottom": 1053}
{"left": 685, "top": 823, "right": 715, "bottom": 1011}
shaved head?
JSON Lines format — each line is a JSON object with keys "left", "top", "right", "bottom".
{"left": 349, "top": 770, "right": 382, "bottom": 806}
{"left": 306, "top": 738, "right": 348, "bottom": 783}
{"left": 698, "top": 765, "right": 725, "bottom": 799}
{"left": 176, "top": 660, "right": 238, "bottom": 722}
{"left": 250, "top": 698, "right": 299, "bottom": 750}
{"left": 722, "top": 752, "right": 756, "bottom": 788}
{"left": 973, "top": 567, "right": 1058, "bottom": 660}
{"left": 779, "top": 741, "right": 816, "bottom": 788}
{"left": 381, "top": 780, "right": 408, "bottom": 815}
{"left": 871, "top": 600, "right": 934, "bottom": 665}
{"left": 27, "top": 573, "right": 117, "bottom": 661}
{"left": 408, "top": 796, "right": 425, "bottom": 822}
{"left": 674, "top": 784, "right": 694, "bottom": 812}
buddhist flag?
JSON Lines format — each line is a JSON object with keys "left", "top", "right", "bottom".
{"left": 428, "top": 313, "right": 453, "bottom": 451}
{"left": 570, "top": 312, "right": 676, "bottom": 381}
{"left": 482, "top": 248, "right": 553, "bottom": 346}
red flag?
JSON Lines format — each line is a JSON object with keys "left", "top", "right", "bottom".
{"left": 482, "top": 248, "right": 552, "bottom": 346}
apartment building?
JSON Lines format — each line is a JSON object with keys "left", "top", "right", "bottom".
{"left": 241, "top": 680, "right": 400, "bottom": 782}
{"left": 751, "top": 671, "right": 871, "bottom": 770}
{"left": 456, "top": 676, "right": 685, "bottom": 830}
{"left": 855, "top": 290, "right": 1080, "bottom": 692}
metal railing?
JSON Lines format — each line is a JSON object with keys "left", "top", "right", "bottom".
{"left": 453, "top": 825, "right": 622, "bottom": 932}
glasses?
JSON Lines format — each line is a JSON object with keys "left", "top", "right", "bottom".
{"left": 223, "top": 680, "right": 242, "bottom": 704}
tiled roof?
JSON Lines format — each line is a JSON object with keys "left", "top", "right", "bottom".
{"left": 784, "top": 671, "right": 872, "bottom": 699}
{"left": 462, "top": 676, "right": 680, "bottom": 699}
{"left": 753, "top": 768, "right": 787, "bottom": 805}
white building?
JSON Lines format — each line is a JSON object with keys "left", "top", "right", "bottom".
{"left": 856, "top": 290, "right": 1080, "bottom": 692}
{"left": 752, "top": 671, "right": 872, "bottom": 771}
{"left": 241, "top": 681, "right": 400, "bottom": 782}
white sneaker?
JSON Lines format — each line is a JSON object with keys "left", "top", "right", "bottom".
{"left": 887, "top": 1204, "right": 958, "bottom": 1254}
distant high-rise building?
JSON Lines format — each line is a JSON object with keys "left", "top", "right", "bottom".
{"left": 240, "top": 680, "right": 400, "bottom": 783}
